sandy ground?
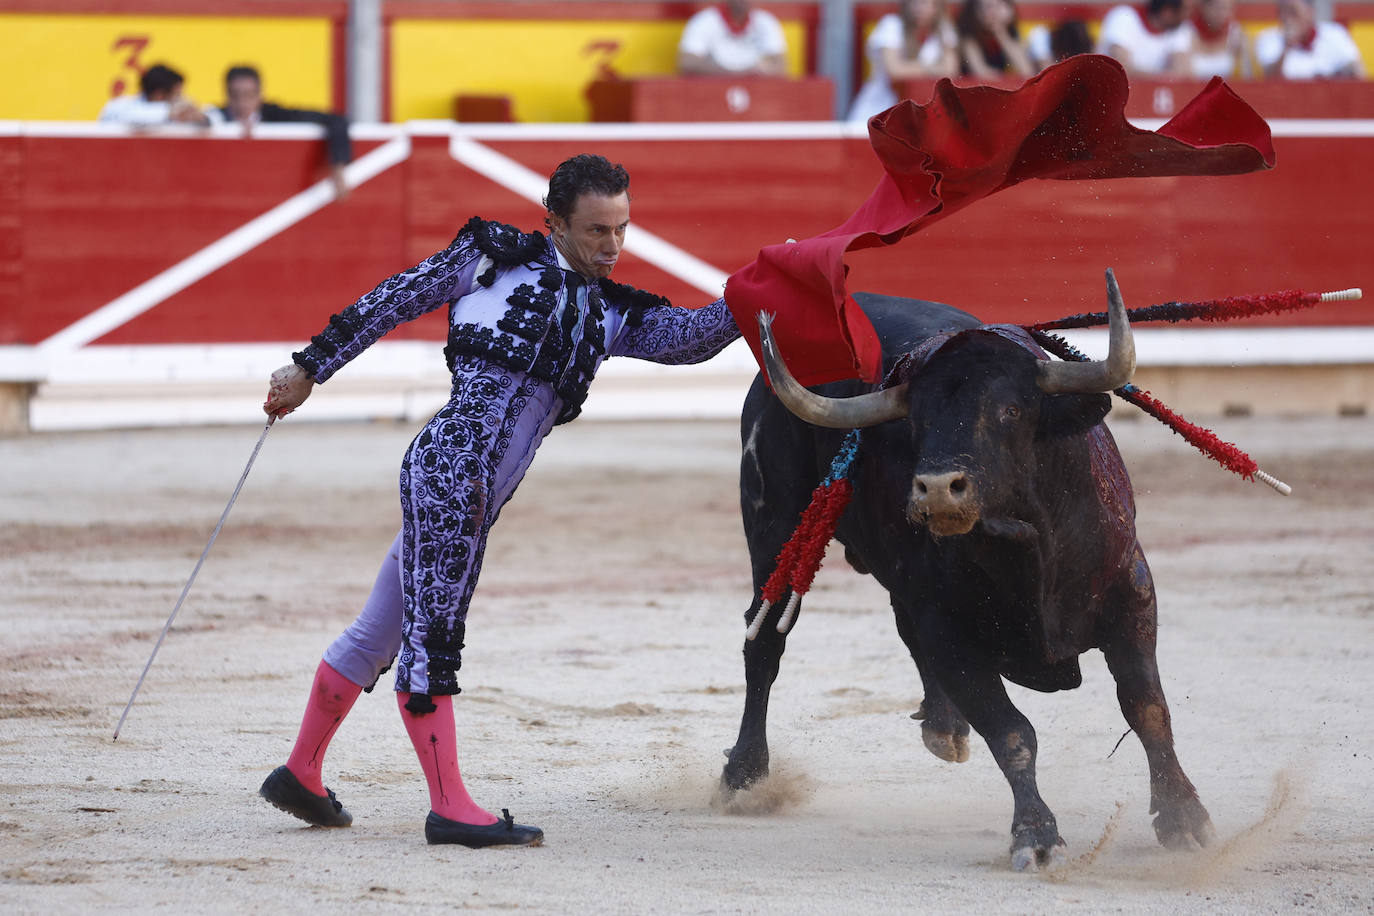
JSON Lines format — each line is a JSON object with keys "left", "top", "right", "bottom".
{"left": 1, "top": 410, "right": 1372, "bottom": 914}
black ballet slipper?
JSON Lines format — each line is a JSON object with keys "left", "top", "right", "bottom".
{"left": 424, "top": 808, "right": 544, "bottom": 847}
{"left": 259, "top": 765, "right": 353, "bottom": 828}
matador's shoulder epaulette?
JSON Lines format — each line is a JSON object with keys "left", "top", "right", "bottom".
{"left": 597, "top": 277, "right": 673, "bottom": 327}
{"left": 455, "top": 216, "right": 548, "bottom": 267}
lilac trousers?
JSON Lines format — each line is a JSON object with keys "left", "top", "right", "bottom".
{"left": 322, "top": 359, "right": 559, "bottom": 695}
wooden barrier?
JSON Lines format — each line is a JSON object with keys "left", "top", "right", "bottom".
{"left": 2, "top": 118, "right": 1370, "bottom": 429}
{"left": 895, "top": 76, "right": 1374, "bottom": 119}
{"left": 586, "top": 77, "right": 835, "bottom": 122}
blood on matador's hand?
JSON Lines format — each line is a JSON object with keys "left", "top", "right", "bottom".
{"left": 263, "top": 364, "right": 313, "bottom": 418}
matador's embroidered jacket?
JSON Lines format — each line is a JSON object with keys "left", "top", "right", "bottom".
{"left": 293, "top": 217, "right": 740, "bottom": 423}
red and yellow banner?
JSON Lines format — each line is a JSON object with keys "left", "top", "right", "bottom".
{"left": 0, "top": 12, "right": 334, "bottom": 120}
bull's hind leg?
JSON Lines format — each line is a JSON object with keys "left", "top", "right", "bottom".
{"left": 1102, "top": 549, "right": 1215, "bottom": 850}
{"left": 892, "top": 598, "right": 970, "bottom": 763}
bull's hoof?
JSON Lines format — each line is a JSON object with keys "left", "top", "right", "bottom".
{"left": 1010, "top": 817, "right": 1064, "bottom": 872}
{"left": 921, "top": 724, "right": 970, "bottom": 763}
{"left": 721, "top": 750, "right": 769, "bottom": 795}
{"left": 1011, "top": 839, "right": 1067, "bottom": 872}
{"left": 1152, "top": 799, "right": 1216, "bottom": 851}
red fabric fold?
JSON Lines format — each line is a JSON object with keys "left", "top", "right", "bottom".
{"left": 724, "top": 54, "right": 1276, "bottom": 386}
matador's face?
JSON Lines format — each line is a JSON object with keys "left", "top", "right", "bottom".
{"left": 549, "top": 192, "right": 630, "bottom": 280}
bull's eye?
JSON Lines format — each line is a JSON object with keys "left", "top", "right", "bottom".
{"left": 1004, "top": 405, "right": 1022, "bottom": 420}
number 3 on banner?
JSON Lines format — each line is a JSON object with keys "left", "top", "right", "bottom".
{"left": 110, "top": 35, "right": 150, "bottom": 98}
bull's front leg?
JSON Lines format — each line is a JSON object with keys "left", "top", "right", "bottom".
{"left": 921, "top": 634, "right": 1064, "bottom": 870}
{"left": 1102, "top": 551, "right": 1215, "bottom": 850}
{"left": 721, "top": 596, "right": 789, "bottom": 792}
{"left": 892, "top": 597, "right": 970, "bottom": 763}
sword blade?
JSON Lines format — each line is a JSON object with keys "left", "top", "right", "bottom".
{"left": 113, "top": 416, "right": 275, "bottom": 740}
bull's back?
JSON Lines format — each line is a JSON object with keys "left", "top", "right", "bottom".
{"left": 853, "top": 293, "right": 983, "bottom": 375}
{"left": 742, "top": 293, "right": 981, "bottom": 423}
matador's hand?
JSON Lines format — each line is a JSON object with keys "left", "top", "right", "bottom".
{"left": 264, "top": 364, "right": 314, "bottom": 417}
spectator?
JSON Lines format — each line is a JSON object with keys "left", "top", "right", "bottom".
{"left": 1096, "top": 0, "right": 1193, "bottom": 77}
{"left": 677, "top": 1, "right": 788, "bottom": 76}
{"left": 1255, "top": 0, "right": 1365, "bottom": 79}
{"left": 957, "top": 0, "right": 1036, "bottom": 79}
{"left": 98, "top": 63, "right": 213, "bottom": 127}
{"left": 218, "top": 65, "right": 353, "bottom": 199}
{"left": 1186, "top": 0, "right": 1254, "bottom": 78}
{"left": 1027, "top": 19, "right": 1095, "bottom": 68}
{"left": 847, "top": 0, "right": 960, "bottom": 123}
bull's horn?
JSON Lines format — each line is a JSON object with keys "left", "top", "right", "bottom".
{"left": 757, "top": 312, "right": 909, "bottom": 429}
{"left": 1037, "top": 268, "right": 1137, "bottom": 394}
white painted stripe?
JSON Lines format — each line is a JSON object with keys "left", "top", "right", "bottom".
{"left": 35, "top": 135, "right": 411, "bottom": 355}
{"left": 449, "top": 121, "right": 865, "bottom": 141}
{"left": 8, "top": 118, "right": 1374, "bottom": 142}
{"left": 7, "top": 327, "right": 1372, "bottom": 386}
{"left": 449, "top": 136, "right": 730, "bottom": 297}
{"left": 1126, "top": 118, "right": 1374, "bottom": 137}
{"left": 1061, "top": 326, "right": 1374, "bottom": 366}
{"left": 1265, "top": 119, "right": 1374, "bottom": 138}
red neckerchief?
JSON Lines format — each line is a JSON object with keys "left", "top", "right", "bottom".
{"left": 1295, "top": 25, "right": 1318, "bottom": 50}
{"left": 718, "top": 4, "right": 750, "bottom": 34}
{"left": 1191, "top": 12, "right": 1231, "bottom": 42}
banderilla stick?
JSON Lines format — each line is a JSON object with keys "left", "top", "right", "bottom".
{"left": 113, "top": 416, "right": 276, "bottom": 740}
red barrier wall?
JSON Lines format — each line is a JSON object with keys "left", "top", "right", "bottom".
{"left": 2, "top": 123, "right": 1370, "bottom": 350}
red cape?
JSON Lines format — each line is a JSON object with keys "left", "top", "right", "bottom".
{"left": 723, "top": 54, "right": 1276, "bottom": 386}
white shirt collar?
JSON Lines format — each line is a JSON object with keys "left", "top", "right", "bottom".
{"left": 553, "top": 244, "right": 573, "bottom": 272}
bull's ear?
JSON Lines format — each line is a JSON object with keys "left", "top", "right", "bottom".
{"left": 1039, "top": 393, "right": 1111, "bottom": 439}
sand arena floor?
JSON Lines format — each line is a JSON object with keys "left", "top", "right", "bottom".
{"left": 1, "top": 414, "right": 1371, "bottom": 913}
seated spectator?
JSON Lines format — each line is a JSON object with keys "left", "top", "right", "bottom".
{"left": 677, "top": 1, "right": 788, "bottom": 76}
{"left": 98, "top": 63, "right": 213, "bottom": 127}
{"left": 1027, "top": 19, "right": 1095, "bottom": 69}
{"left": 1096, "top": 0, "right": 1193, "bottom": 76}
{"left": 1187, "top": 0, "right": 1254, "bottom": 78}
{"left": 957, "top": 0, "right": 1035, "bottom": 80}
{"left": 1255, "top": 0, "right": 1365, "bottom": 79}
{"left": 218, "top": 65, "right": 353, "bottom": 199}
{"left": 847, "top": 0, "right": 959, "bottom": 123}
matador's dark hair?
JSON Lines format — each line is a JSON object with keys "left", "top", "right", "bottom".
{"left": 543, "top": 154, "right": 630, "bottom": 225}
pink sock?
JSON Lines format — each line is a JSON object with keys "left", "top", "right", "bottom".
{"left": 397, "top": 693, "right": 497, "bottom": 825}
{"left": 284, "top": 660, "right": 363, "bottom": 796}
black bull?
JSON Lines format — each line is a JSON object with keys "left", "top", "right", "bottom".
{"left": 721, "top": 284, "right": 1216, "bottom": 870}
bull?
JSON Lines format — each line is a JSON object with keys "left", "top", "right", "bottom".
{"left": 721, "top": 270, "right": 1216, "bottom": 870}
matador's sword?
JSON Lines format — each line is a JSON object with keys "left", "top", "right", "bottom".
{"left": 113, "top": 416, "right": 276, "bottom": 740}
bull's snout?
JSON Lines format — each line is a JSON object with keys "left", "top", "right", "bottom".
{"left": 909, "top": 470, "right": 980, "bottom": 536}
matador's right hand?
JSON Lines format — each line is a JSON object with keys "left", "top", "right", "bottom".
{"left": 264, "top": 363, "right": 314, "bottom": 418}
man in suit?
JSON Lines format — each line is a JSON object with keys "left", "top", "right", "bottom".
{"left": 220, "top": 65, "right": 352, "bottom": 199}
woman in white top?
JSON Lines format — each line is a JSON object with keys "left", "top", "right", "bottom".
{"left": 1255, "top": 0, "right": 1365, "bottom": 79}
{"left": 847, "top": 0, "right": 960, "bottom": 123}
{"left": 957, "top": 0, "right": 1036, "bottom": 80}
{"left": 1186, "top": 0, "right": 1254, "bottom": 78}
